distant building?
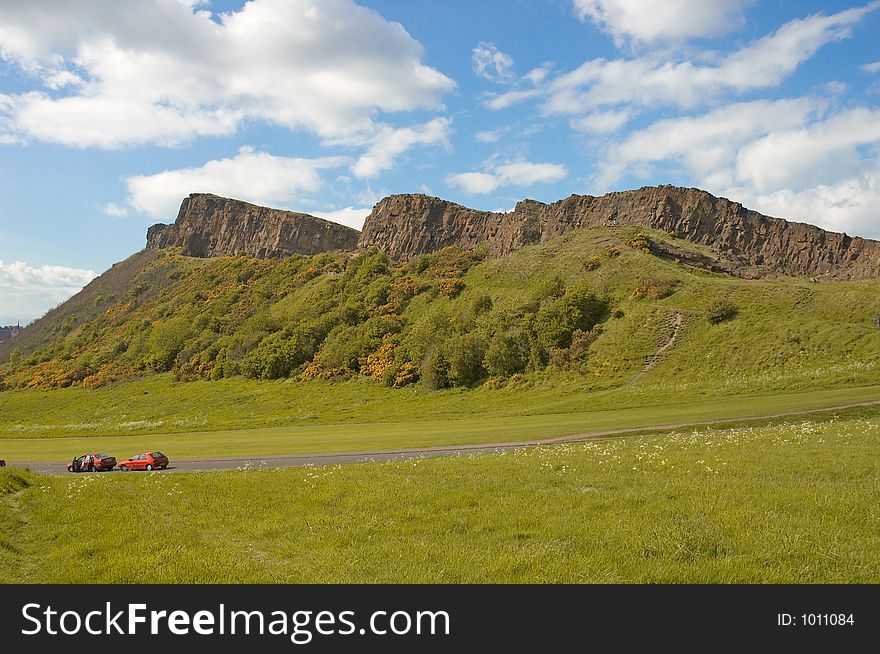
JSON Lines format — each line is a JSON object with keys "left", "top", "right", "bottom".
{"left": 0, "top": 323, "right": 22, "bottom": 343}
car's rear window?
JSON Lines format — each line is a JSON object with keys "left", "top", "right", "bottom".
{"left": 151, "top": 452, "right": 166, "bottom": 458}
{"left": 95, "top": 453, "right": 110, "bottom": 459}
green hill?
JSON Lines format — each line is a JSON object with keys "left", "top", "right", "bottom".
{"left": 1, "top": 225, "right": 879, "bottom": 439}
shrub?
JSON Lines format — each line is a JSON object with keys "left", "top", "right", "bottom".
{"left": 528, "top": 283, "right": 607, "bottom": 350}
{"left": 143, "top": 316, "right": 195, "bottom": 372}
{"left": 610, "top": 307, "right": 624, "bottom": 318}
{"left": 484, "top": 331, "right": 528, "bottom": 378}
{"left": 532, "top": 275, "right": 566, "bottom": 301}
{"left": 392, "top": 361, "right": 420, "bottom": 388}
{"left": 421, "top": 351, "right": 449, "bottom": 390}
{"left": 445, "top": 333, "right": 487, "bottom": 387}
{"left": 623, "top": 231, "right": 651, "bottom": 253}
{"left": 240, "top": 329, "right": 313, "bottom": 380}
{"left": 127, "top": 282, "right": 148, "bottom": 298}
{"left": 602, "top": 245, "right": 620, "bottom": 258}
{"left": 364, "top": 278, "right": 391, "bottom": 311}
{"left": 549, "top": 325, "right": 603, "bottom": 368}
{"left": 318, "top": 315, "right": 402, "bottom": 371}
{"left": 422, "top": 246, "right": 484, "bottom": 278}
{"left": 707, "top": 298, "right": 738, "bottom": 324}
{"left": 379, "top": 277, "right": 427, "bottom": 314}
{"left": 471, "top": 294, "right": 493, "bottom": 316}
{"left": 359, "top": 340, "right": 396, "bottom": 380}
{"left": 568, "top": 325, "right": 602, "bottom": 361}
{"left": 632, "top": 277, "right": 678, "bottom": 301}
{"left": 584, "top": 256, "right": 601, "bottom": 271}
{"left": 438, "top": 278, "right": 465, "bottom": 298}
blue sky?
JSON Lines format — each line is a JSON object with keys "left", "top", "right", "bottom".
{"left": 1, "top": 0, "right": 879, "bottom": 324}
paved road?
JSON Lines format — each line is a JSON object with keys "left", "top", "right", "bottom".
{"left": 11, "top": 398, "right": 880, "bottom": 475}
{"left": 17, "top": 442, "right": 540, "bottom": 475}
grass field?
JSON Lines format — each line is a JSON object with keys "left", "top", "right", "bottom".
{"left": 2, "top": 383, "right": 879, "bottom": 461}
{"left": 1, "top": 226, "right": 877, "bottom": 585}
{"left": 3, "top": 413, "right": 878, "bottom": 583}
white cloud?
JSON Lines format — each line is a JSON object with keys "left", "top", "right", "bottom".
{"left": 822, "top": 81, "right": 848, "bottom": 95}
{"left": 0, "top": 93, "right": 21, "bottom": 144}
{"left": 597, "top": 98, "right": 824, "bottom": 188}
{"left": 735, "top": 107, "right": 880, "bottom": 192}
{"left": 475, "top": 130, "right": 501, "bottom": 143}
{"left": 730, "top": 172, "right": 880, "bottom": 239}
{"left": 43, "top": 70, "right": 83, "bottom": 89}
{"left": 0, "top": 260, "right": 97, "bottom": 325}
{"left": 310, "top": 207, "right": 371, "bottom": 230}
{"left": 485, "top": 88, "right": 542, "bottom": 111}
{"left": 472, "top": 42, "right": 515, "bottom": 83}
{"left": 524, "top": 65, "right": 552, "bottom": 84}
{"left": 126, "top": 147, "right": 348, "bottom": 219}
{"left": 0, "top": 0, "right": 454, "bottom": 148}
{"left": 864, "top": 60, "right": 880, "bottom": 73}
{"left": 569, "top": 109, "right": 632, "bottom": 134}
{"left": 351, "top": 117, "right": 451, "bottom": 179}
{"left": 101, "top": 202, "right": 129, "bottom": 217}
{"left": 596, "top": 101, "right": 880, "bottom": 238}
{"left": 447, "top": 172, "right": 504, "bottom": 194}
{"left": 491, "top": 4, "right": 878, "bottom": 115}
{"left": 574, "top": 0, "right": 753, "bottom": 45}
{"left": 497, "top": 161, "right": 568, "bottom": 186}
{"left": 447, "top": 160, "right": 567, "bottom": 194}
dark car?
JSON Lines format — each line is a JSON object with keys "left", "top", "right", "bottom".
{"left": 67, "top": 453, "right": 116, "bottom": 472}
{"left": 118, "top": 451, "right": 169, "bottom": 471}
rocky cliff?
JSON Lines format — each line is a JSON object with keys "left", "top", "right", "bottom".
{"left": 357, "top": 186, "right": 880, "bottom": 279}
{"left": 146, "top": 187, "right": 880, "bottom": 279}
{"left": 146, "top": 193, "right": 359, "bottom": 258}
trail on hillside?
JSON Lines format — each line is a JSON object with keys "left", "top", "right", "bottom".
{"left": 625, "top": 311, "right": 684, "bottom": 387}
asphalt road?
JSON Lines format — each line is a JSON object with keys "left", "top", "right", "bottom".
{"left": 10, "top": 398, "right": 880, "bottom": 476}
{"left": 16, "top": 442, "right": 540, "bottom": 475}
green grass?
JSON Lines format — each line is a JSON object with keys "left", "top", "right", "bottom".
{"left": 3, "top": 414, "right": 878, "bottom": 583}
{"left": 1, "top": 384, "right": 879, "bottom": 461}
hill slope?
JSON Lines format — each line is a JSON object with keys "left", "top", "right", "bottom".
{"left": 2, "top": 225, "right": 879, "bottom": 401}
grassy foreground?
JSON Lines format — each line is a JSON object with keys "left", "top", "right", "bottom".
{"left": 3, "top": 414, "right": 878, "bottom": 583}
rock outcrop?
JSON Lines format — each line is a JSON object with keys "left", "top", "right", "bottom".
{"left": 145, "top": 187, "right": 880, "bottom": 279}
{"left": 357, "top": 186, "right": 880, "bottom": 279}
{"left": 147, "top": 194, "right": 359, "bottom": 258}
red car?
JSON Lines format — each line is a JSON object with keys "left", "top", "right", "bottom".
{"left": 67, "top": 452, "right": 116, "bottom": 472}
{"left": 118, "top": 451, "right": 169, "bottom": 472}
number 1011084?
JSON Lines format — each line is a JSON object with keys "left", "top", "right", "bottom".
{"left": 777, "top": 613, "right": 854, "bottom": 626}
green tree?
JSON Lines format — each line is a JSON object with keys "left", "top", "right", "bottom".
{"left": 240, "top": 329, "right": 313, "bottom": 380}
{"left": 484, "top": 331, "right": 528, "bottom": 377}
{"left": 421, "top": 351, "right": 449, "bottom": 390}
{"left": 445, "top": 333, "right": 487, "bottom": 387}
{"left": 143, "top": 315, "right": 195, "bottom": 371}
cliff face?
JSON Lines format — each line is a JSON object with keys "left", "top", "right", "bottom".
{"left": 146, "top": 194, "right": 359, "bottom": 258}
{"left": 145, "top": 187, "right": 880, "bottom": 279}
{"left": 357, "top": 186, "right": 880, "bottom": 279}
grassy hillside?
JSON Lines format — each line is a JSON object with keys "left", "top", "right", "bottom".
{"left": 3, "top": 412, "right": 878, "bottom": 583}
{"left": 0, "top": 249, "right": 170, "bottom": 361}
{"left": 1, "top": 226, "right": 879, "bottom": 443}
